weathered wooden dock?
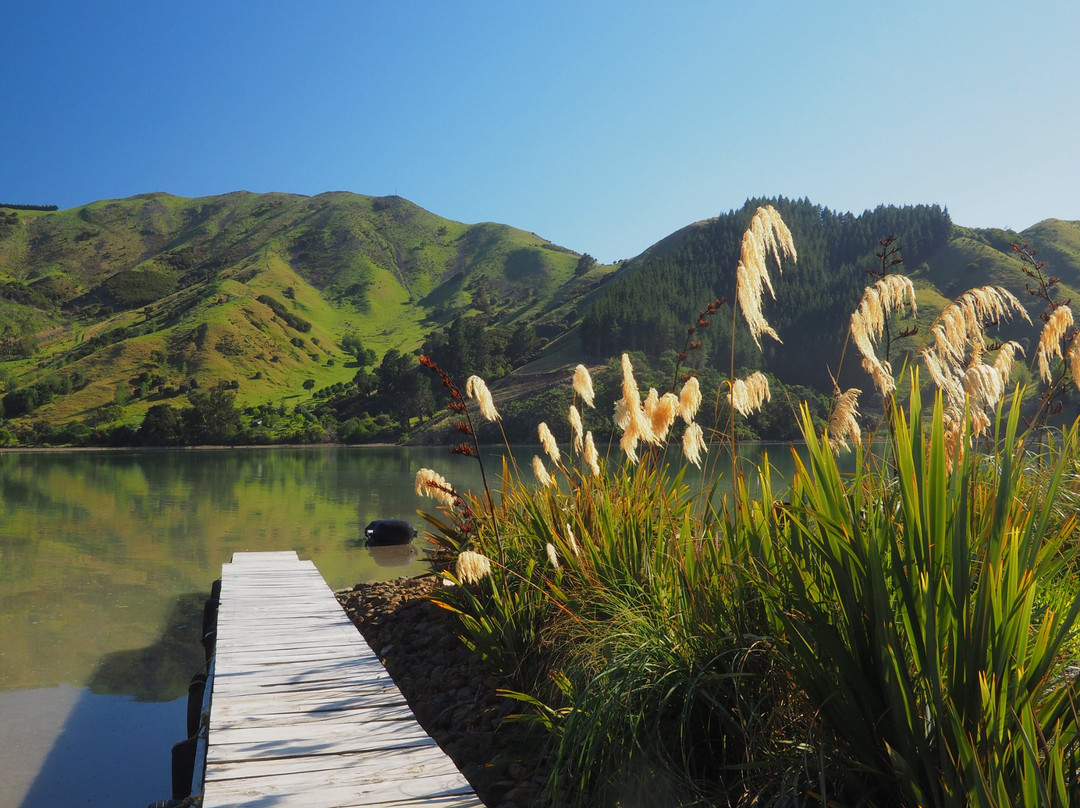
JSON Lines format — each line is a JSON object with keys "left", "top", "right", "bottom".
{"left": 199, "top": 551, "right": 484, "bottom": 807}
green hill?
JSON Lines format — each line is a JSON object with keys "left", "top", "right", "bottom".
{"left": 0, "top": 192, "right": 605, "bottom": 436}
{"left": 1, "top": 192, "right": 1078, "bottom": 445}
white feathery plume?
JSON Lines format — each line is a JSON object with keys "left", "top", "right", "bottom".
{"left": 729, "top": 371, "right": 771, "bottom": 418}
{"left": 538, "top": 422, "right": 559, "bottom": 464}
{"left": 573, "top": 364, "right": 596, "bottom": 409}
{"left": 682, "top": 422, "right": 707, "bottom": 469}
{"left": 584, "top": 431, "right": 601, "bottom": 476}
{"left": 415, "top": 468, "right": 456, "bottom": 508}
{"left": 456, "top": 550, "right": 492, "bottom": 584}
{"left": 545, "top": 542, "right": 560, "bottom": 570}
{"left": 532, "top": 455, "right": 554, "bottom": 488}
{"left": 849, "top": 274, "right": 918, "bottom": 397}
{"left": 1036, "top": 305, "right": 1074, "bottom": 383}
{"left": 568, "top": 405, "right": 584, "bottom": 454}
{"left": 465, "top": 375, "right": 500, "bottom": 422}
{"left": 679, "top": 376, "right": 702, "bottom": 424}
{"left": 565, "top": 523, "right": 580, "bottom": 557}
{"left": 827, "top": 388, "right": 862, "bottom": 455}
{"left": 735, "top": 205, "right": 796, "bottom": 349}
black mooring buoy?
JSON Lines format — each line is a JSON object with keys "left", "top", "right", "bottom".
{"left": 363, "top": 519, "right": 416, "bottom": 546}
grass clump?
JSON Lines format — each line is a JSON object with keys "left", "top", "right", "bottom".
{"left": 416, "top": 211, "right": 1080, "bottom": 807}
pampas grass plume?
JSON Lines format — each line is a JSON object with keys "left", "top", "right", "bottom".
{"left": 584, "top": 431, "right": 600, "bottom": 476}
{"left": 538, "top": 422, "right": 559, "bottom": 464}
{"left": 565, "top": 523, "right": 580, "bottom": 556}
{"left": 568, "top": 405, "right": 584, "bottom": 453}
{"left": 729, "top": 371, "right": 771, "bottom": 418}
{"left": 465, "top": 375, "right": 500, "bottom": 422}
{"left": 532, "top": 455, "right": 554, "bottom": 488}
{"left": 545, "top": 542, "right": 560, "bottom": 569}
{"left": 849, "top": 274, "right": 917, "bottom": 397}
{"left": 827, "top": 387, "right": 862, "bottom": 455}
{"left": 1036, "top": 305, "right": 1074, "bottom": 383}
{"left": 415, "top": 468, "right": 456, "bottom": 508}
{"left": 573, "top": 364, "right": 595, "bottom": 409}
{"left": 679, "top": 376, "right": 702, "bottom": 424}
{"left": 682, "top": 422, "right": 707, "bottom": 469}
{"left": 736, "top": 205, "right": 796, "bottom": 349}
{"left": 456, "top": 550, "right": 492, "bottom": 585}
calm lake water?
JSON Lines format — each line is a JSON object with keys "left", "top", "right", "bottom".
{"left": 0, "top": 446, "right": 487, "bottom": 808}
{"left": 0, "top": 442, "right": 801, "bottom": 808}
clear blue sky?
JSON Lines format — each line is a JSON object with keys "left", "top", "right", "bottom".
{"left": 3, "top": 1, "right": 1077, "bottom": 263}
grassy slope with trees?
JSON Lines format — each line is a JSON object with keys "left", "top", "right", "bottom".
{"left": 0, "top": 193, "right": 1078, "bottom": 446}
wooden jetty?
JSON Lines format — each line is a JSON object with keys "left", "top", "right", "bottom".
{"left": 199, "top": 551, "right": 484, "bottom": 808}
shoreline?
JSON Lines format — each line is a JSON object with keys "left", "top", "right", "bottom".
{"left": 336, "top": 577, "right": 563, "bottom": 808}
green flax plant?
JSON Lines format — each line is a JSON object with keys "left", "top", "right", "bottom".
{"left": 769, "top": 371, "right": 1080, "bottom": 806}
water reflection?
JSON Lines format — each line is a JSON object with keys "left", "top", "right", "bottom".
{"left": 14, "top": 593, "right": 208, "bottom": 807}
{"left": 367, "top": 542, "right": 420, "bottom": 569}
{"left": 0, "top": 447, "right": 463, "bottom": 808}
{"left": 87, "top": 592, "right": 206, "bottom": 701}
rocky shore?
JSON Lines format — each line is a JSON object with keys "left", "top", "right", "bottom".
{"left": 336, "top": 577, "right": 562, "bottom": 808}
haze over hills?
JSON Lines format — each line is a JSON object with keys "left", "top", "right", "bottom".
{"left": 0, "top": 191, "right": 1077, "bottom": 444}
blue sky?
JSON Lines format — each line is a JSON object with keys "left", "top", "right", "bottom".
{"left": 4, "top": 1, "right": 1077, "bottom": 262}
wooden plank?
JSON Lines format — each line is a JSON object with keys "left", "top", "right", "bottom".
{"left": 200, "top": 551, "right": 482, "bottom": 808}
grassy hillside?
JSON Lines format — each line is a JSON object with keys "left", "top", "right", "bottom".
{"left": 0, "top": 192, "right": 602, "bottom": 433}
{"left": 2, "top": 191, "right": 1078, "bottom": 444}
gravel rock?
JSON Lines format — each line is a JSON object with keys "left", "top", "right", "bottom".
{"left": 337, "top": 577, "right": 556, "bottom": 807}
